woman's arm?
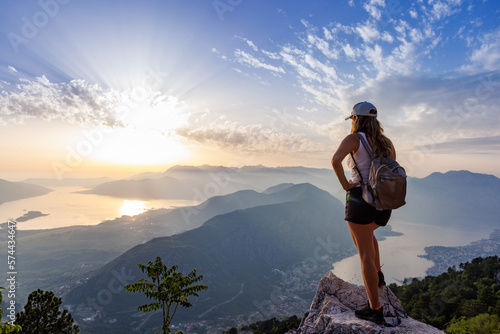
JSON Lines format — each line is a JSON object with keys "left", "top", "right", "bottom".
{"left": 331, "top": 134, "right": 360, "bottom": 191}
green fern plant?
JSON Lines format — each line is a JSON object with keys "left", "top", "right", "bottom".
{"left": 125, "top": 257, "right": 208, "bottom": 334}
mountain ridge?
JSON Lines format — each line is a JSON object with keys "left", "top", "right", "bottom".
{"left": 396, "top": 169, "right": 500, "bottom": 227}
{"left": 64, "top": 183, "right": 356, "bottom": 332}
{"left": 0, "top": 179, "right": 52, "bottom": 204}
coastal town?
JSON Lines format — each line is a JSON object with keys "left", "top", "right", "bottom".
{"left": 420, "top": 229, "right": 500, "bottom": 276}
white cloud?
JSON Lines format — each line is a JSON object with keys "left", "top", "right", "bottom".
{"left": 235, "top": 36, "right": 260, "bottom": 52}
{"left": 176, "top": 121, "right": 320, "bottom": 153}
{"left": 0, "top": 76, "right": 122, "bottom": 127}
{"left": 280, "top": 47, "right": 322, "bottom": 82}
{"left": 465, "top": 36, "right": 473, "bottom": 48}
{"left": 470, "top": 18, "right": 482, "bottom": 28}
{"left": 462, "top": 28, "right": 500, "bottom": 73}
{"left": 381, "top": 31, "right": 394, "bottom": 43}
{"left": 307, "top": 34, "right": 340, "bottom": 59}
{"left": 323, "top": 27, "right": 334, "bottom": 41}
{"left": 363, "top": 44, "right": 385, "bottom": 75}
{"left": 409, "top": 28, "right": 425, "bottom": 43}
{"left": 391, "top": 41, "right": 418, "bottom": 74}
{"left": 244, "top": 38, "right": 259, "bottom": 52}
{"left": 211, "top": 47, "right": 227, "bottom": 60}
{"left": 262, "top": 50, "right": 281, "bottom": 60}
{"left": 304, "top": 54, "right": 338, "bottom": 80}
{"left": 234, "top": 49, "right": 285, "bottom": 73}
{"left": 300, "top": 82, "right": 343, "bottom": 108}
{"left": 363, "top": 0, "right": 386, "bottom": 20}
{"left": 394, "top": 20, "right": 411, "bottom": 40}
{"left": 343, "top": 44, "right": 356, "bottom": 58}
{"left": 428, "top": 0, "right": 463, "bottom": 21}
{"left": 7, "top": 66, "right": 17, "bottom": 73}
{"left": 356, "top": 23, "right": 381, "bottom": 43}
{"left": 409, "top": 10, "right": 418, "bottom": 19}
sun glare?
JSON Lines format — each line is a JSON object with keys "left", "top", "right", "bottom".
{"left": 90, "top": 126, "right": 190, "bottom": 165}
{"left": 120, "top": 200, "right": 148, "bottom": 216}
{"left": 88, "top": 91, "right": 192, "bottom": 166}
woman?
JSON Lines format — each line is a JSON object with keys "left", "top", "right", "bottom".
{"left": 331, "top": 101, "right": 395, "bottom": 325}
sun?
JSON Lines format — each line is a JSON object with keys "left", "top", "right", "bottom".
{"left": 91, "top": 127, "right": 190, "bottom": 165}
{"left": 90, "top": 96, "right": 192, "bottom": 165}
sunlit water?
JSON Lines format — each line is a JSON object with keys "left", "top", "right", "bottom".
{"left": 332, "top": 219, "right": 494, "bottom": 285}
{"left": 0, "top": 186, "right": 197, "bottom": 230}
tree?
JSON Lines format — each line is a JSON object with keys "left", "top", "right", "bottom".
{"left": 15, "top": 289, "right": 79, "bottom": 334}
{"left": 0, "top": 287, "right": 21, "bottom": 334}
{"left": 125, "top": 257, "right": 208, "bottom": 334}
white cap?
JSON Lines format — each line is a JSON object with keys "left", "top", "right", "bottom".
{"left": 345, "top": 101, "right": 378, "bottom": 120}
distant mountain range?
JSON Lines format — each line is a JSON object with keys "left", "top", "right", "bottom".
{"left": 396, "top": 170, "right": 500, "bottom": 228}
{"left": 77, "top": 165, "right": 335, "bottom": 200}
{"left": 0, "top": 179, "right": 52, "bottom": 204}
{"left": 77, "top": 166, "right": 500, "bottom": 230}
{"left": 22, "top": 177, "right": 114, "bottom": 188}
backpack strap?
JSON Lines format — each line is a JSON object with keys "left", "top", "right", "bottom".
{"left": 357, "top": 133, "right": 374, "bottom": 159}
{"left": 349, "top": 152, "right": 365, "bottom": 185}
{"left": 349, "top": 133, "right": 373, "bottom": 186}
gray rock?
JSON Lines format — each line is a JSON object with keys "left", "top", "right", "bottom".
{"left": 288, "top": 271, "right": 444, "bottom": 334}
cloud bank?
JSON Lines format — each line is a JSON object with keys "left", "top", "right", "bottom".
{"left": 0, "top": 75, "right": 123, "bottom": 127}
{"left": 0, "top": 74, "right": 181, "bottom": 130}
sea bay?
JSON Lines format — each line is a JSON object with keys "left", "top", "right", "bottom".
{"left": 0, "top": 186, "right": 197, "bottom": 230}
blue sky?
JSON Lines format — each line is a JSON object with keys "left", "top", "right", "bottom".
{"left": 0, "top": 0, "right": 499, "bottom": 180}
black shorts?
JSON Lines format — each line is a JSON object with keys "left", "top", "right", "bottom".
{"left": 345, "top": 187, "right": 392, "bottom": 226}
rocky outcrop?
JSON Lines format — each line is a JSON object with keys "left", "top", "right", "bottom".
{"left": 289, "top": 272, "right": 444, "bottom": 334}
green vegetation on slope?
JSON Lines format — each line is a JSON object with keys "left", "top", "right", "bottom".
{"left": 220, "top": 315, "right": 303, "bottom": 334}
{"left": 447, "top": 313, "right": 500, "bottom": 334}
{"left": 389, "top": 256, "right": 500, "bottom": 331}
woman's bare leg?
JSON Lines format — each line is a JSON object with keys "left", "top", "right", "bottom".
{"left": 347, "top": 221, "right": 380, "bottom": 309}
{"left": 373, "top": 234, "right": 381, "bottom": 272}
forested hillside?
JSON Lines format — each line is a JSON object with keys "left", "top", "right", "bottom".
{"left": 389, "top": 256, "right": 500, "bottom": 332}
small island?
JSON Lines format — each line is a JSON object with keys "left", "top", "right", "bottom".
{"left": 15, "top": 210, "right": 49, "bottom": 222}
{"left": 0, "top": 211, "right": 49, "bottom": 231}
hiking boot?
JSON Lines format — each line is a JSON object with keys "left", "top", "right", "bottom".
{"left": 355, "top": 305, "right": 385, "bottom": 325}
{"left": 378, "top": 270, "right": 386, "bottom": 287}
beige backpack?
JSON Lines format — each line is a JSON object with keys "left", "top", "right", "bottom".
{"left": 350, "top": 133, "right": 407, "bottom": 211}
